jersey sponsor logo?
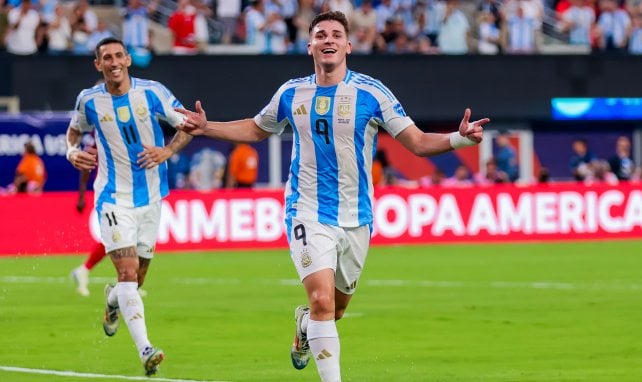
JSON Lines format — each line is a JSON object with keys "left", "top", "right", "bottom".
{"left": 315, "top": 96, "right": 331, "bottom": 115}
{"left": 117, "top": 106, "right": 131, "bottom": 122}
{"left": 293, "top": 104, "right": 308, "bottom": 115}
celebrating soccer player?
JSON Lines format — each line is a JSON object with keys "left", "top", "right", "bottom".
{"left": 176, "top": 11, "right": 489, "bottom": 382}
{"left": 65, "top": 37, "right": 192, "bottom": 376}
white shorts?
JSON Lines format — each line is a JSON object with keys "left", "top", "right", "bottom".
{"left": 98, "top": 201, "right": 161, "bottom": 259}
{"left": 288, "top": 217, "right": 371, "bottom": 295}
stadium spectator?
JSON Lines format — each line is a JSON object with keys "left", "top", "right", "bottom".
{"left": 442, "top": 164, "right": 473, "bottom": 187}
{"left": 501, "top": 2, "right": 539, "bottom": 54}
{"left": 13, "top": 141, "right": 46, "bottom": 193}
{"left": 608, "top": 135, "right": 634, "bottom": 180}
{"left": 168, "top": 0, "right": 198, "bottom": 54}
{"left": 557, "top": 0, "right": 596, "bottom": 47}
{"left": 215, "top": 0, "right": 242, "bottom": 44}
{"left": 477, "top": 10, "right": 501, "bottom": 54}
{"left": 628, "top": 11, "right": 642, "bottom": 53}
{"left": 350, "top": 0, "right": 377, "bottom": 53}
{"left": 192, "top": 0, "right": 213, "bottom": 51}
{"left": 86, "top": 19, "right": 114, "bottom": 52}
{"left": 418, "top": 168, "right": 446, "bottom": 187}
{"left": 292, "top": 0, "right": 315, "bottom": 53}
{"left": 244, "top": 0, "right": 267, "bottom": 52}
{"left": 494, "top": 130, "right": 519, "bottom": 182}
{"left": 70, "top": 0, "right": 98, "bottom": 54}
{"left": 265, "top": 8, "right": 289, "bottom": 54}
{"left": 595, "top": 0, "right": 631, "bottom": 53}
{"left": 437, "top": 0, "right": 470, "bottom": 54}
{"left": 583, "top": 159, "right": 619, "bottom": 185}
{"left": 65, "top": 37, "right": 193, "bottom": 376}
{"left": 122, "top": 0, "right": 157, "bottom": 51}
{"left": 46, "top": 2, "right": 72, "bottom": 55}
{"left": 226, "top": 143, "right": 259, "bottom": 188}
{"left": 569, "top": 138, "right": 595, "bottom": 181}
{"left": 420, "top": 0, "right": 445, "bottom": 47}
{"left": 475, "top": 157, "right": 508, "bottom": 185}
{"left": 5, "top": 0, "right": 40, "bottom": 55}
{"left": 174, "top": 11, "right": 489, "bottom": 382}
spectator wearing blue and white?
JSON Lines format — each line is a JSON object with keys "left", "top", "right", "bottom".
{"left": 494, "top": 131, "right": 519, "bottom": 182}
{"left": 273, "top": 0, "right": 298, "bottom": 48}
{"left": 328, "top": 0, "right": 353, "bottom": 20}
{"left": 477, "top": 10, "right": 500, "bottom": 54}
{"left": 558, "top": 0, "right": 596, "bottom": 47}
{"left": 265, "top": 6, "right": 288, "bottom": 53}
{"left": 244, "top": 0, "right": 267, "bottom": 53}
{"left": 420, "top": 0, "right": 445, "bottom": 47}
{"left": 501, "top": 2, "right": 538, "bottom": 54}
{"left": 628, "top": 11, "right": 642, "bottom": 53}
{"left": 5, "top": 0, "right": 40, "bottom": 55}
{"left": 122, "top": 0, "right": 156, "bottom": 51}
{"left": 437, "top": 0, "right": 469, "bottom": 54}
{"left": 70, "top": 0, "right": 98, "bottom": 54}
{"left": 595, "top": 0, "right": 631, "bottom": 53}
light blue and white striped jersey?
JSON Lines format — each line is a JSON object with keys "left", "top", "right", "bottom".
{"left": 254, "top": 70, "right": 413, "bottom": 228}
{"left": 70, "top": 78, "right": 185, "bottom": 212}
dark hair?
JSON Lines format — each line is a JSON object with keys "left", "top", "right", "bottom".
{"left": 95, "top": 37, "right": 128, "bottom": 59}
{"left": 309, "top": 11, "right": 350, "bottom": 35}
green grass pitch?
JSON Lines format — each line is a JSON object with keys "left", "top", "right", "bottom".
{"left": 1, "top": 240, "right": 642, "bottom": 381}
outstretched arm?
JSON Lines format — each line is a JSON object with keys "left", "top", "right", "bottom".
{"left": 396, "top": 108, "right": 489, "bottom": 157}
{"left": 175, "top": 101, "right": 272, "bottom": 143}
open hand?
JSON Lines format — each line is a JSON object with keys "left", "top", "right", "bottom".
{"left": 175, "top": 100, "right": 208, "bottom": 136}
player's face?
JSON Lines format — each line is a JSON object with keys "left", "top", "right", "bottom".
{"left": 94, "top": 43, "right": 131, "bottom": 86}
{"left": 308, "top": 20, "right": 352, "bottom": 70}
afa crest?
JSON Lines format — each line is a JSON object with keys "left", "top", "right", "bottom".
{"left": 117, "top": 106, "right": 131, "bottom": 122}
{"left": 315, "top": 96, "right": 331, "bottom": 115}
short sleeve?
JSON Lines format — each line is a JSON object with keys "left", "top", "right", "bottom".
{"left": 253, "top": 85, "right": 291, "bottom": 135}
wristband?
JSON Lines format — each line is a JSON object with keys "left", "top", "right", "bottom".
{"left": 449, "top": 130, "right": 476, "bottom": 149}
{"left": 66, "top": 146, "right": 81, "bottom": 162}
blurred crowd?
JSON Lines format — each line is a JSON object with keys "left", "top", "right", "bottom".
{"left": 372, "top": 132, "right": 642, "bottom": 189}
{"left": 2, "top": 0, "right": 642, "bottom": 56}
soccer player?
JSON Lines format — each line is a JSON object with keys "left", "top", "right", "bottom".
{"left": 65, "top": 37, "right": 192, "bottom": 376}
{"left": 175, "top": 11, "right": 489, "bottom": 382}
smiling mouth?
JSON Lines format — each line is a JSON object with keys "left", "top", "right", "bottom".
{"left": 322, "top": 48, "right": 337, "bottom": 54}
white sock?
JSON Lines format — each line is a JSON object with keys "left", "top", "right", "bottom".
{"left": 308, "top": 319, "right": 341, "bottom": 382}
{"left": 107, "top": 284, "right": 119, "bottom": 307}
{"left": 116, "top": 281, "right": 152, "bottom": 357}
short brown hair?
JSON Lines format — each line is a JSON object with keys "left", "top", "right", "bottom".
{"left": 309, "top": 11, "right": 350, "bottom": 35}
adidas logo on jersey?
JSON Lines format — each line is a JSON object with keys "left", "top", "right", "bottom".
{"left": 100, "top": 114, "right": 114, "bottom": 123}
{"left": 293, "top": 105, "right": 308, "bottom": 116}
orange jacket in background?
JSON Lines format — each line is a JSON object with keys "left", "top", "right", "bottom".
{"left": 228, "top": 144, "right": 258, "bottom": 187}
{"left": 16, "top": 153, "right": 46, "bottom": 189}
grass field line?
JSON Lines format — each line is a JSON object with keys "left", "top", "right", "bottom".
{"left": 2, "top": 275, "right": 642, "bottom": 292}
{"left": 0, "top": 365, "right": 229, "bottom": 382}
